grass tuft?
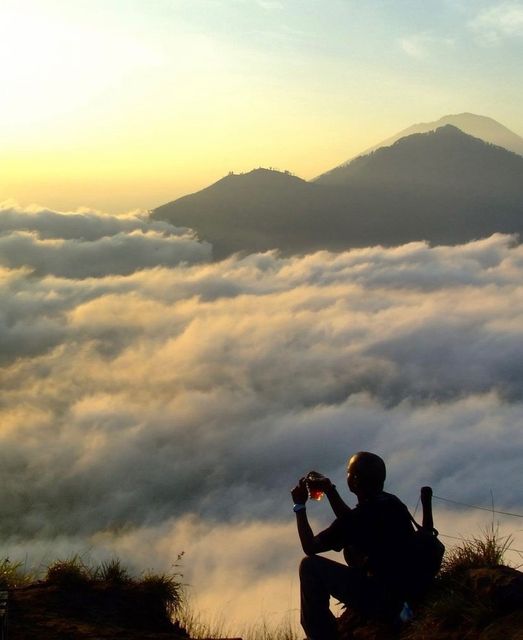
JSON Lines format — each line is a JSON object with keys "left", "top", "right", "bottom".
{"left": 94, "top": 558, "right": 131, "bottom": 585}
{"left": 441, "top": 524, "right": 513, "bottom": 578}
{"left": 0, "top": 557, "right": 33, "bottom": 589}
{"left": 45, "top": 554, "right": 92, "bottom": 588}
{"left": 141, "top": 571, "right": 184, "bottom": 618}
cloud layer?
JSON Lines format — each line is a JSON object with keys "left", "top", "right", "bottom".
{"left": 1, "top": 207, "right": 522, "bottom": 629}
{"left": 0, "top": 202, "right": 211, "bottom": 277}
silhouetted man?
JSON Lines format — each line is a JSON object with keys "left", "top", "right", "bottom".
{"left": 291, "top": 452, "right": 415, "bottom": 640}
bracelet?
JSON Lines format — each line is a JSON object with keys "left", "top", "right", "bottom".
{"left": 293, "top": 503, "right": 306, "bottom": 512}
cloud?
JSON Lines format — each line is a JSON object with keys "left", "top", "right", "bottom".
{"left": 469, "top": 2, "right": 523, "bottom": 43}
{"left": 1, "top": 223, "right": 523, "bottom": 630}
{"left": 0, "top": 203, "right": 211, "bottom": 277}
{"left": 398, "top": 33, "right": 455, "bottom": 58}
{"left": 0, "top": 201, "right": 180, "bottom": 240}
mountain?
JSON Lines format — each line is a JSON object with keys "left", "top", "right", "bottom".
{"left": 315, "top": 124, "right": 523, "bottom": 190}
{"left": 315, "top": 113, "right": 523, "bottom": 183}
{"left": 152, "top": 168, "right": 334, "bottom": 258}
{"left": 151, "top": 127, "right": 523, "bottom": 258}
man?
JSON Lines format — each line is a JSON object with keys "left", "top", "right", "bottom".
{"left": 291, "top": 452, "right": 416, "bottom": 640}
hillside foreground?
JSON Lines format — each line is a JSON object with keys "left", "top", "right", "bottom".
{"left": 2, "top": 531, "right": 523, "bottom": 640}
{"left": 3, "top": 557, "right": 189, "bottom": 640}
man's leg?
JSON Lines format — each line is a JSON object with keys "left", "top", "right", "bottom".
{"left": 299, "top": 555, "right": 366, "bottom": 640}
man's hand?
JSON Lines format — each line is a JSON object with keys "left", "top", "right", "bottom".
{"left": 291, "top": 477, "right": 308, "bottom": 504}
{"left": 309, "top": 474, "right": 334, "bottom": 494}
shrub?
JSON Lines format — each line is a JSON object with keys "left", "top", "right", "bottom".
{"left": 141, "top": 571, "right": 184, "bottom": 617}
{"left": 46, "top": 555, "right": 92, "bottom": 588}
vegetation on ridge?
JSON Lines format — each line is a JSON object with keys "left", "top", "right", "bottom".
{"left": 1, "top": 529, "right": 522, "bottom": 639}
{"left": 2, "top": 553, "right": 186, "bottom": 639}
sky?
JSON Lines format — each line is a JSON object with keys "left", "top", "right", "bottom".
{"left": 1, "top": 201, "right": 523, "bottom": 632}
{"left": 2, "top": 0, "right": 523, "bottom": 212}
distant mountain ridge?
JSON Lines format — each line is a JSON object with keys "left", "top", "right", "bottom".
{"left": 314, "top": 112, "right": 523, "bottom": 183}
{"left": 315, "top": 124, "right": 523, "bottom": 189}
{"left": 151, "top": 119, "right": 523, "bottom": 259}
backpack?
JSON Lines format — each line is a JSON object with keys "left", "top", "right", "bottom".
{"left": 406, "top": 487, "right": 445, "bottom": 599}
{"left": 409, "top": 515, "right": 445, "bottom": 582}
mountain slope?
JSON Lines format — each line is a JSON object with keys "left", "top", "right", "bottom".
{"left": 315, "top": 113, "right": 523, "bottom": 183}
{"left": 315, "top": 125, "right": 523, "bottom": 190}
{"left": 152, "top": 168, "right": 334, "bottom": 258}
{"left": 151, "top": 129, "right": 523, "bottom": 258}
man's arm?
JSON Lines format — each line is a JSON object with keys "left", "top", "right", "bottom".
{"left": 291, "top": 479, "right": 334, "bottom": 556}
{"left": 324, "top": 483, "right": 351, "bottom": 518}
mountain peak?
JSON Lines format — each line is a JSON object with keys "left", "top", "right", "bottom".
{"left": 315, "top": 124, "right": 523, "bottom": 188}
{"left": 223, "top": 167, "right": 299, "bottom": 180}
{"left": 209, "top": 167, "right": 306, "bottom": 191}
{"left": 151, "top": 115, "right": 523, "bottom": 259}
{"left": 315, "top": 114, "right": 523, "bottom": 181}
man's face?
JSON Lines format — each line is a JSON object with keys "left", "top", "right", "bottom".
{"left": 346, "top": 456, "right": 359, "bottom": 494}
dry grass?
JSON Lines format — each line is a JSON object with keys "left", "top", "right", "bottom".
{"left": 441, "top": 525, "right": 513, "bottom": 578}
{"left": 177, "top": 600, "right": 231, "bottom": 639}
{"left": 242, "top": 613, "right": 299, "bottom": 640}
{"left": 403, "top": 525, "right": 515, "bottom": 639}
{"left": 0, "top": 557, "right": 34, "bottom": 588}
{"left": 94, "top": 558, "right": 132, "bottom": 584}
{"left": 46, "top": 554, "right": 92, "bottom": 587}
{"left": 178, "top": 600, "right": 299, "bottom": 640}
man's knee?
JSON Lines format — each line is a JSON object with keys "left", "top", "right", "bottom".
{"left": 299, "top": 555, "right": 314, "bottom": 574}
{"left": 299, "top": 555, "right": 323, "bottom": 581}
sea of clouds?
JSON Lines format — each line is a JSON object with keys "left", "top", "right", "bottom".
{"left": 1, "top": 202, "right": 522, "bottom": 629}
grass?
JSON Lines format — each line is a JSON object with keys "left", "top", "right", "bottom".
{"left": 46, "top": 554, "right": 92, "bottom": 587}
{"left": 2, "top": 528, "right": 518, "bottom": 640}
{"left": 0, "top": 557, "right": 34, "bottom": 589}
{"left": 403, "top": 524, "right": 516, "bottom": 639}
{"left": 177, "top": 600, "right": 231, "bottom": 639}
{"left": 43, "top": 554, "right": 184, "bottom": 608}
{"left": 242, "top": 613, "right": 299, "bottom": 640}
{"left": 94, "top": 558, "right": 132, "bottom": 584}
{"left": 140, "top": 570, "right": 185, "bottom": 618}
{"left": 0, "top": 552, "right": 186, "bottom": 635}
{"left": 178, "top": 599, "right": 299, "bottom": 640}
{"left": 441, "top": 525, "right": 514, "bottom": 578}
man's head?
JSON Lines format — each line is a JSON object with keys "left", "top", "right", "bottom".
{"left": 346, "top": 451, "right": 386, "bottom": 497}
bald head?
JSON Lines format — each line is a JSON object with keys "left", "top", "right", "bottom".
{"left": 347, "top": 451, "right": 386, "bottom": 496}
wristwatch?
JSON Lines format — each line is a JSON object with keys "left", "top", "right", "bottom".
{"left": 293, "top": 503, "right": 306, "bottom": 512}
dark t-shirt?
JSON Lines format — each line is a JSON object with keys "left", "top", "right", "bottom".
{"left": 316, "top": 491, "right": 415, "bottom": 591}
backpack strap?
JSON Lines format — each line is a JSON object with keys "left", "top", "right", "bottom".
{"left": 409, "top": 511, "right": 440, "bottom": 536}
